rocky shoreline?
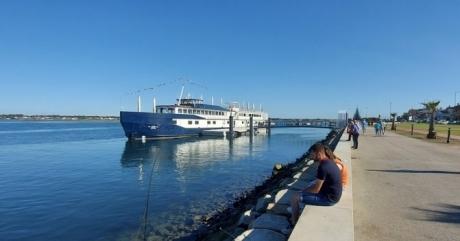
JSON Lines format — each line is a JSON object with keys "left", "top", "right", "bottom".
{"left": 177, "top": 128, "right": 344, "bottom": 241}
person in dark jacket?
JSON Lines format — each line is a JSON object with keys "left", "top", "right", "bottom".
{"left": 290, "top": 143, "right": 342, "bottom": 223}
{"left": 346, "top": 120, "right": 353, "bottom": 141}
{"left": 351, "top": 120, "right": 360, "bottom": 149}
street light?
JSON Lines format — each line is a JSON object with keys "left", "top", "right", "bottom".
{"left": 389, "top": 102, "right": 392, "bottom": 120}
{"left": 455, "top": 91, "right": 460, "bottom": 106}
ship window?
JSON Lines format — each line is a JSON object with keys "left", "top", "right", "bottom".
{"left": 205, "top": 111, "right": 209, "bottom": 115}
{"left": 178, "top": 109, "right": 182, "bottom": 114}
{"left": 188, "top": 109, "right": 192, "bottom": 114}
{"left": 213, "top": 121, "right": 216, "bottom": 124}
{"left": 168, "top": 108, "right": 174, "bottom": 113}
{"left": 188, "top": 121, "right": 192, "bottom": 125}
{"left": 193, "top": 110, "right": 197, "bottom": 114}
{"left": 227, "top": 121, "right": 229, "bottom": 124}
{"left": 207, "top": 121, "right": 211, "bottom": 124}
{"left": 195, "top": 121, "right": 199, "bottom": 125}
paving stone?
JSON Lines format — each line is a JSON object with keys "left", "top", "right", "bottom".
{"left": 249, "top": 213, "right": 290, "bottom": 233}
{"left": 254, "top": 194, "right": 273, "bottom": 212}
{"left": 293, "top": 171, "right": 316, "bottom": 181}
{"left": 279, "top": 178, "right": 295, "bottom": 188}
{"left": 234, "top": 229, "right": 286, "bottom": 241}
{"left": 266, "top": 202, "right": 291, "bottom": 216}
{"left": 274, "top": 189, "right": 297, "bottom": 205}
{"left": 286, "top": 180, "right": 311, "bottom": 191}
{"left": 237, "top": 209, "right": 255, "bottom": 226}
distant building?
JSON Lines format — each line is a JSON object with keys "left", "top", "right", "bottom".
{"left": 401, "top": 104, "right": 460, "bottom": 122}
{"left": 337, "top": 111, "right": 347, "bottom": 128}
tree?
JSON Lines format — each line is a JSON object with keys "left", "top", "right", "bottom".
{"left": 353, "top": 108, "right": 361, "bottom": 120}
{"left": 453, "top": 105, "right": 460, "bottom": 121}
{"left": 422, "top": 101, "right": 440, "bottom": 139}
{"left": 390, "top": 113, "right": 397, "bottom": 130}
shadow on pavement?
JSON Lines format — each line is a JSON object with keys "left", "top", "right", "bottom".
{"left": 411, "top": 203, "right": 460, "bottom": 224}
{"left": 366, "top": 169, "right": 460, "bottom": 175}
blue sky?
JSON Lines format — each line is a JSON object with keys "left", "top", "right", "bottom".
{"left": 1, "top": 1, "right": 460, "bottom": 118}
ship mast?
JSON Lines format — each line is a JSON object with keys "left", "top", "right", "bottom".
{"left": 177, "top": 85, "right": 185, "bottom": 105}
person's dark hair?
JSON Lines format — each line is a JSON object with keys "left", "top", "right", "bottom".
{"left": 308, "top": 142, "right": 326, "bottom": 160}
{"left": 324, "top": 145, "right": 337, "bottom": 160}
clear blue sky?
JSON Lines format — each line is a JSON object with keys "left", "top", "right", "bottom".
{"left": 1, "top": 1, "right": 460, "bottom": 118}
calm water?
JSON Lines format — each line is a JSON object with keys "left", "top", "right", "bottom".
{"left": 0, "top": 121, "right": 329, "bottom": 241}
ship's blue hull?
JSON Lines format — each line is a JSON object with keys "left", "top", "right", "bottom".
{"left": 120, "top": 111, "right": 222, "bottom": 139}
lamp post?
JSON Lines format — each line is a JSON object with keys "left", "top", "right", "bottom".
{"left": 389, "top": 102, "right": 392, "bottom": 120}
{"left": 455, "top": 91, "right": 460, "bottom": 106}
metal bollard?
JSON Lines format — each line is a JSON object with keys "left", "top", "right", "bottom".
{"left": 447, "top": 128, "right": 451, "bottom": 143}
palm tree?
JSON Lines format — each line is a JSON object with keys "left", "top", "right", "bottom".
{"left": 390, "top": 113, "right": 397, "bottom": 130}
{"left": 422, "top": 101, "right": 440, "bottom": 139}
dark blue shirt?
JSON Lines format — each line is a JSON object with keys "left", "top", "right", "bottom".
{"left": 316, "top": 159, "right": 342, "bottom": 202}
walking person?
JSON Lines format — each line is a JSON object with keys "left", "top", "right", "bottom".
{"left": 381, "top": 121, "right": 386, "bottom": 135}
{"left": 374, "top": 121, "right": 381, "bottom": 136}
{"left": 377, "top": 120, "right": 385, "bottom": 136}
{"left": 362, "top": 119, "right": 367, "bottom": 134}
{"left": 352, "top": 120, "right": 360, "bottom": 149}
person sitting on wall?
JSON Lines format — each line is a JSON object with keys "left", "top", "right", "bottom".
{"left": 325, "top": 145, "right": 348, "bottom": 188}
{"left": 290, "top": 143, "right": 342, "bottom": 224}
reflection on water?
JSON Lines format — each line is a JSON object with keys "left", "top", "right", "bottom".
{"left": 118, "top": 131, "right": 326, "bottom": 241}
{"left": 0, "top": 121, "right": 329, "bottom": 241}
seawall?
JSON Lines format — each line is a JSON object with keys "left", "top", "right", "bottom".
{"left": 191, "top": 128, "right": 345, "bottom": 241}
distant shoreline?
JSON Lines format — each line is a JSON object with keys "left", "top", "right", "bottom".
{"left": 0, "top": 114, "right": 119, "bottom": 121}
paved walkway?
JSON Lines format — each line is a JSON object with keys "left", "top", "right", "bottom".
{"left": 352, "top": 131, "right": 460, "bottom": 241}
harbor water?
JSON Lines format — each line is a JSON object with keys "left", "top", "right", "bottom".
{"left": 0, "top": 121, "right": 329, "bottom": 241}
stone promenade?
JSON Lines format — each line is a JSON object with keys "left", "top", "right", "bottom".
{"left": 353, "top": 130, "right": 460, "bottom": 241}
